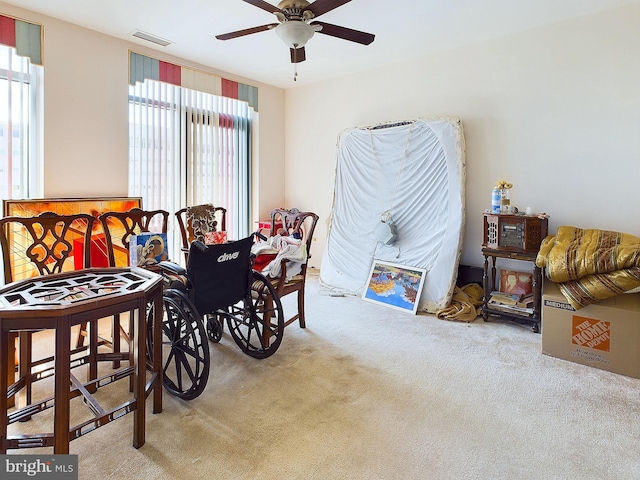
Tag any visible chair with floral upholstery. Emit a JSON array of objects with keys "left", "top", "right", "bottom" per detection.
[{"left": 175, "top": 204, "right": 227, "bottom": 262}]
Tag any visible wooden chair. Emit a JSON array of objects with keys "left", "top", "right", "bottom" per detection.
[
  {"left": 98, "top": 208, "right": 169, "bottom": 368},
  {"left": 0, "top": 211, "right": 95, "bottom": 408},
  {"left": 175, "top": 204, "right": 227, "bottom": 262},
  {"left": 98, "top": 208, "right": 169, "bottom": 267},
  {"left": 267, "top": 208, "right": 319, "bottom": 329}
]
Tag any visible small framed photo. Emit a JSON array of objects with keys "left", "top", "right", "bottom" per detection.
[{"left": 362, "top": 260, "right": 427, "bottom": 314}]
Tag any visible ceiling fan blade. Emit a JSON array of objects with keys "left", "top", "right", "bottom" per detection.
[
  {"left": 242, "top": 0, "right": 283, "bottom": 15},
  {"left": 290, "top": 47, "right": 306, "bottom": 63},
  {"left": 303, "top": 0, "right": 352, "bottom": 18},
  {"left": 216, "top": 24, "right": 278, "bottom": 41},
  {"left": 313, "top": 21, "right": 375, "bottom": 45}
]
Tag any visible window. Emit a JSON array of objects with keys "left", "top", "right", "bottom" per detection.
[
  {"left": 0, "top": 44, "right": 43, "bottom": 200},
  {"left": 128, "top": 79, "right": 253, "bottom": 262}
]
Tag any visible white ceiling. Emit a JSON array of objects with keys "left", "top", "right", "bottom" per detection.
[{"left": 3, "top": 0, "right": 638, "bottom": 89}]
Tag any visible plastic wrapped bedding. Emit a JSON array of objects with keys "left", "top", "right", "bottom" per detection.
[{"left": 319, "top": 117, "right": 466, "bottom": 313}]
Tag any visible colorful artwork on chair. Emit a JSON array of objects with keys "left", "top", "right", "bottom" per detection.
[
  {"left": 129, "top": 233, "right": 169, "bottom": 267},
  {"left": 2, "top": 197, "right": 142, "bottom": 276}
]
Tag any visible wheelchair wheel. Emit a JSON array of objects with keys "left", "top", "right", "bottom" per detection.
[
  {"left": 205, "top": 314, "right": 224, "bottom": 343},
  {"left": 223, "top": 271, "right": 284, "bottom": 359},
  {"left": 154, "top": 289, "right": 210, "bottom": 400}
]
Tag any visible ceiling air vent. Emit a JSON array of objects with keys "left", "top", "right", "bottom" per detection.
[{"left": 131, "top": 30, "right": 173, "bottom": 47}]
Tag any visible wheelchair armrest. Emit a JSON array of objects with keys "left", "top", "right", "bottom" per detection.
[{"left": 157, "top": 260, "right": 186, "bottom": 276}]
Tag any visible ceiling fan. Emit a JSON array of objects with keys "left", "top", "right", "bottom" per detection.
[{"left": 216, "top": 0, "right": 375, "bottom": 80}]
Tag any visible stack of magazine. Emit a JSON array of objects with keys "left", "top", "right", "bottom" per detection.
[{"left": 487, "top": 291, "right": 534, "bottom": 316}]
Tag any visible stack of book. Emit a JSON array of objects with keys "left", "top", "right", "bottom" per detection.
[{"left": 487, "top": 291, "right": 534, "bottom": 316}]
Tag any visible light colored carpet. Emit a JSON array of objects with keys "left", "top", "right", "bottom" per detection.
[{"left": 8, "top": 271, "right": 640, "bottom": 479}]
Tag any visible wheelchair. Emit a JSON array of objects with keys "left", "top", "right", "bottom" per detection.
[{"left": 151, "top": 234, "right": 284, "bottom": 400}]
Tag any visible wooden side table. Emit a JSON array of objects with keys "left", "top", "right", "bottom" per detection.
[
  {"left": 481, "top": 212, "right": 548, "bottom": 333},
  {"left": 481, "top": 248, "right": 543, "bottom": 333},
  {"left": 0, "top": 267, "right": 163, "bottom": 454}
]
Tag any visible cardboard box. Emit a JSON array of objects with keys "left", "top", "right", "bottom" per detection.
[
  {"left": 204, "top": 230, "right": 227, "bottom": 245},
  {"left": 541, "top": 280, "right": 640, "bottom": 378}
]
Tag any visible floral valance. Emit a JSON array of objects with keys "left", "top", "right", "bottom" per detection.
[
  {"left": 0, "top": 13, "right": 43, "bottom": 65},
  {"left": 129, "top": 51, "right": 258, "bottom": 112}
]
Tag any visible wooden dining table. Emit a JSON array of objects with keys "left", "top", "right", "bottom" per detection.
[{"left": 0, "top": 267, "right": 163, "bottom": 454}]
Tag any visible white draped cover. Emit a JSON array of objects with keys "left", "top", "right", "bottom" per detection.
[{"left": 319, "top": 117, "right": 466, "bottom": 312}]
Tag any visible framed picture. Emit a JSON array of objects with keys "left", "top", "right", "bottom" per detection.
[
  {"left": 499, "top": 268, "right": 533, "bottom": 296},
  {"left": 2, "top": 197, "right": 143, "bottom": 274},
  {"left": 3, "top": 197, "right": 142, "bottom": 217},
  {"left": 362, "top": 260, "right": 427, "bottom": 314}
]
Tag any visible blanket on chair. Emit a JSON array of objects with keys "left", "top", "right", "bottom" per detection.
[
  {"left": 536, "top": 226, "right": 640, "bottom": 309},
  {"left": 251, "top": 234, "right": 308, "bottom": 282}
]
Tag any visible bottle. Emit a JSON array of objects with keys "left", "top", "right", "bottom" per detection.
[
  {"left": 500, "top": 189, "right": 511, "bottom": 214},
  {"left": 491, "top": 188, "right": 501, "bottom": 214}
]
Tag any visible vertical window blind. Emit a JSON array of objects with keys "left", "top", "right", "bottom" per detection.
[
  {"left": 128, "top": 79, "right": 253, "bottom": 262},
  {"left": 0, "top": 40, "right": 42, "bottom": 200}
]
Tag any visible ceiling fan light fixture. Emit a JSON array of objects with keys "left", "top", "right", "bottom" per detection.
[{"left": 275, "top": 21, "right": 314, "bottom": 48}]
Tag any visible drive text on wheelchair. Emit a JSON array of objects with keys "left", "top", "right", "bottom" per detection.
[{"left": 218, "top": 251, "right": 240, "bottom": 262}]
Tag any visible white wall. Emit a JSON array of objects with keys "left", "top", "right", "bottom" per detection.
[
  {"left": 2, "top": 2, "right": 637, "bottom": 272},
  {"left": 0, "top": 2, "right": 286, "bottom": 223},
  {"left": 284, "top": 4, "right": 640, "bottom": 269}
]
